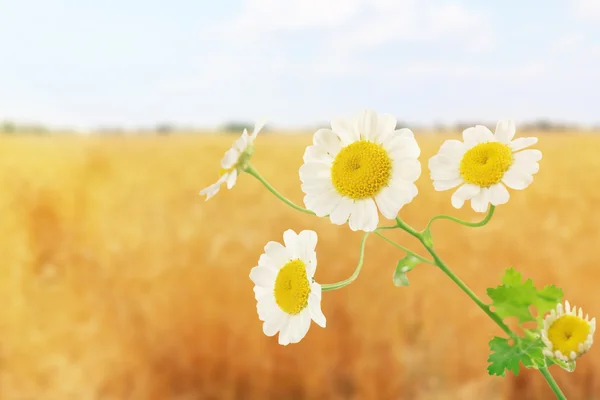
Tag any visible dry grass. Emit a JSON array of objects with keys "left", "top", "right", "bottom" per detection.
[{"left": 0, "top": 131, "right": 599, "bottom": 400}]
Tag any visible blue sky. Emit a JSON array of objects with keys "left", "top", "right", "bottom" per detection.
[{"left": 0, "top": 0, "right": 599, "bottom": 129}]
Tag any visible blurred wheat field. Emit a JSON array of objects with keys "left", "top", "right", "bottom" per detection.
[{"left": 0, "top": 132, "right": 599, "bottom": 400}]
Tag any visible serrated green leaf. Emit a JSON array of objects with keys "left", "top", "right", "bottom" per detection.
[
  {"left": 487, "top": 267, "right": 564, "bottom": 325},
  {"left": 532, "top": 285, "right": 563, "bottom": 316},
  {"left": 487, "top": 280, "right": 538, "bottom": 323},
  {"left": 487, "top": 335, "right": 547, "bottom": 377},
  {"left": 502, "top": 267, "right": 523, "bottom": 286},
  {"left": 393, "top": 255, "right": 420, "bottom": 287}
]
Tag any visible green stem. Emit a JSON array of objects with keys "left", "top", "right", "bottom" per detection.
[
  {"left": 245, "top": 164, "right": 315, "bottom": 215},
  {"left": 540, "top": 367, "right": 567, "bottom": 400},
  {"left": 374, "top": 231, "right": 434, "bottom": 265},
  {"left": 423, "top": 244, "right": 514, "bottom": 337},
  {"left": 321, "top": 232, "right": 370, "bottom": 291},
  {"left": 425, "top": 205, "right": 495, "bottom": 231},
  {"left": 395, "top": 217, "right": 422, "bottom": 238}
]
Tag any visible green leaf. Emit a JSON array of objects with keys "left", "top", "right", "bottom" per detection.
[
  {"left": 501, "top": 267, "right": 523, "bottom": 286},
  {"left": 487, "top": 335, "right": 547, "bottom": 377},
  {"left": 393, "top": 255, "right": 420, "bottom": 287},
  {"left": 532, "top": 285, "right": 564, "bottom": 316},
  {"left": 487, "top": 267, "right": 563, "bottom": 324}
]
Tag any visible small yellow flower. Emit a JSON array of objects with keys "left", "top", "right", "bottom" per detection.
[
  {"left": 200, "top": 120, "right": 266, "bottom": 200},
  {"left": 541, "top": 301, "right": 595, "bottom": 363},
  {"left": 249, "top": 229, "right": 326, "bottom": 345},
  {"left": 429, "top": 119, "right": 541, "bottom": 212},
  {"left": 300, "top": 110, "right": 421, "bottom": 232}
]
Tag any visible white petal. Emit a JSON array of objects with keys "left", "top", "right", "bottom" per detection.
[
  {"left": 290, "top": 310, "right": 312, "bottom": 343},
  {"left": 225, "top": 169, "right": 238, "bottom": 189},
  {"left": 233, "top": 131, "right": 249, "bottom": 152},
  {"left": 430, "top": 167, "right": 461, "bottom": 181},
  {"left": 509, "top": 137, "right": 538, "bottom": 152},
  {"left": 384, "top": 130, "right": 420, "bottom": 159},
  {"left": 257, "top": 298, "right": 279, "bottom": 321},
  {"left": 249, "top": 266, "right": 276, "bottom": 287},
  {"left": 329, "top": 197, "right": 354, "bottom": 225},
  {"left": 471, "top": 187, "right": 490, "bottom": 212},
  {"left": 258, "top": 253, "right": 279, "bottom": 272},
  {"left": 488, "top": 183, "right": 510, "bottom": 206},
  {"left": 303, "top": 145, "right": 334, "bottom": 164},
  {"left": 314, "top": 128, "right": 342, "bottom": 157},
  {"left": 253, "top": 286, "right": 271, "bottom": 301},
  {"left": 349, "top": 199, "right": 378, "bottom": 232},
  {"left": 309, "top": 284, "right": 326, "bottom": 328},
  {"left": 513, "top": 149, "right": 542, "bottom": 163},
  {"left": 374, "top": 113, "right": 397, "bottom": 144},
  {"left": 502, "top": 167, "right": 534, "bottom": 190},
  {"left": 301, "top": 178, "right": 334, "bottom": 195},
  {"left": 264, "top": 241, "right": 292, "bottom": 267},
  {"left": 462, "top": 125, "right": 495, "bottom": 148},
  {"left": 355, "top": 109, "right": 378, "bottom": 141},
  {"left": 199, "top": 180, "right": 223, "bottom": 201},
  {"left": 278, "top": 320, "right": 292, "bottom": 346},
  {"left": 331, "top": 116, "right": 359, "bottom": 145},
  {"left": 510, "top": 150, "right": 542, "bottom": 175},
  {"left": 375, "top": 186, "right": 402, "bottom": 219},
  {"left": 429, "top": 155, "right": 460, "bottom": 180},
  {"left": 433, "top": 178, "right": 463, "bottom": 191},
  {"left": 221, "top": 148, "right": 240, "bottom": 169},
  {"left": 391, "top": 181, "right": 418, "bottom": 205},
  {"left": 251, "top": 119, "right": 267, "bottom": 140},
  {"left": 299, "top": 162, "right": 331, "bottom": 182},
  {"left": 283, "top": 229, "right": 300, "bottom": 258},
  {"left": 304, "top": 189, "right": 343, "bottom": 217},
  {"left": 451, "top": 184, "right": 481, "bottom": 209},
  {"left": 437, "top": 139, "right": 467, "bottom": 160},
  {"left": 262, "top": 309, "right": 287, "bottom": 337},
  {"left": 298, "top": 230, "right": 318, "bottom": 252},
  {"left": 495, "top": 119, "right": 516, "bottom": 144},
  {"left": 393, "top": 157, "right": 421, "bottom": 183},
  {"left": 297, "top": 230, "right": 318, "bottom": 276}
]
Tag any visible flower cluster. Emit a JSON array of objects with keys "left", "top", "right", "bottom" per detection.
[{"left": 201, "top": 109, "right": 593, "bottom": 397}]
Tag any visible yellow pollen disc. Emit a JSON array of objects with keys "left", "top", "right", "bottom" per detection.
[
  {"left": 331, "top": 140, "right": 392, "bottom": 200},
  {"left": 274, "top": 259, "right": 311, "bottom": 315},
  {"left": 547, "top": 315, "right": 591, "bottom": 356},
  {"left": 459, "top": 142, "right": 513, "bottom": 187}
]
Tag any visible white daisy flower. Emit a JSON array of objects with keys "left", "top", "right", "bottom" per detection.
[
  {"left": 299, "top": 110, "right": 421, "bottom": 232},
  {"left": 249, "top": 229, "right": 326, "bottom": 345},
  {"left": 200, "top": 120, "right": 266, "bottom": 200},
  {"left": 428, "top": 119, "right": 542, "bottom": 212},
  {"left": 541, "top": 301, "right": 595, "bottom": 363}
]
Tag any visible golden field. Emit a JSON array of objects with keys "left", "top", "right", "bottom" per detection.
[{"left": 0, "top": 131, "right": 599, "bottom": 400}]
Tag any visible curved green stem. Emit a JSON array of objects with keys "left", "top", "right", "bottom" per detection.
[
  {"left": 540, "top": 367, "right": 567, "bottom": 400},
  {"left": 321, "top": 232, "right": 370, "bottom": 291},
  {"left": 425, "top": 205, "right": 495, "bottom": 231},
  {"left": 245, "top": 164, "right": 315, "bottom": 215},
  {"left": 395, "top": 217, "right": 422, "bottom": 239},
  {"left": 374, "top": 231, "right": 434, "bottom": 265},
  {"left": 422, "top": 244, "right": 513, "bottom": 337}
]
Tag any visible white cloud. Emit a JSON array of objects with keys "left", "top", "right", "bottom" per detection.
[
  {"left": 217, "top": 0, "right": 494, "bottom": 51},
  {"left": 574, "top": 0, "right": 600, "bottom": 21}
]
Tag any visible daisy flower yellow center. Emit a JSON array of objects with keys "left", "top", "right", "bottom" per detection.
[
  {"left": 459, "top": 142, "right": 513, "bottom": 187},
  {"left": 331, "top": 140, "right": 392, "bottom": 199},
  {"left": 547, "top": 315, "right": 591, "bottom": 356},
  {"left": 274, "top": 259, "right": 311, "bottom": 315}
]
